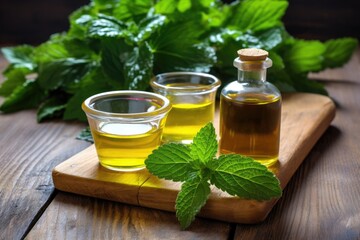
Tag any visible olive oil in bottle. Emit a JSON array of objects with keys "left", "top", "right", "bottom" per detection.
[{"left": 219, "top": 49, "right": 281, "bottom": 167}]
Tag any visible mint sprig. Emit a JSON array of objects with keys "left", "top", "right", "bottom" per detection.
[{"left": 145, "top": 123, "right": 282, "bottom": 229}]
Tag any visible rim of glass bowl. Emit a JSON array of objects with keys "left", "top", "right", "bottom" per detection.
[
  {"left": 82, "top": 90, "right": 171, "bottom": 119},
  {"left": 150, "top": 72, "right": 221, "bottom": 93}
]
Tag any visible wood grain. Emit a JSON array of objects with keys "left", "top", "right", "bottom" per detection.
[
  {"left": 0, "top": 111, "right": 90, "bottom": 240},
  {"left": 51, "top": 93, "right": 336, "bottom": 224},
  {"left": 26, "top": 191, "right": 231, "bottom": 240},
  {"left": 0, "top": 56, "right": 91, "bottom": 240}
]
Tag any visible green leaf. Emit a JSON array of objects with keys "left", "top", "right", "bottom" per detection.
[
  {"left": 209, "top": 154, "right": 282, "bottom": 200},
  {"left": 37, "top": 96, "right": 68, "bottom": 122},
  {"left": 123, "top": 42, "right": 154, "bottom": 90},
  {"left": 268, "top": 69, "right": 296, "bottom": 92},
  {"left": 92, "top": 0, "right": 119, "bottom": 10},
  {"left": 0, "top": 67, "right": 29, "bottom": 97},
  {"left": 256, "top": 27, "right": 284, "bottom": 50},
  {"left": 229, "top": 0, "right": 288, "bottom": 32},
  {"left": 101, "top": 39, "right": 154, "bottom": 90},
  {"left": 175, "top": 175, "right": 211, "bottom": 229},
  {"left": 268, "top": 51, "right": 285, "bottom": 71},
  {"left": 87, "top": 14, "right": 130, "bottom": 39},
  {"left": 76, "top": 127, "right": 94, "bottom": 143},
  {"left": 155, "top": 0, "right": 177, "bottom": 14},
  {"left": 177, "top": 0, "right": 191, "bottom": 12},
  {"left": 37, "top": 58, "right": 92, "bottom": 92},
  {"left": 291, "top": 74, "right": 328, "bottom": 95},
  {"left": 201, "top": 2, "right": 230, "bottom": 28},
  {"left": 0, "top": 80, "right": 47, "bottom": 113},
  {"left": 145, "top": 143, "right": 197, "bottom": 182},
  {"left": 150, "top": 21, "right": 216, "bottom": 73},
  {"left": 190, "top": 122, "right": 218, "bottom": 163},
  {"left": 323, "top": 38, "right": 358, "bottom": 68},
  {"left": 1, "top": 45, "right": 35, "bottom": 71},
  {"left": 135, "top": 15, "right": 166, "bottom": 43},
  {"left": 100, "top": 38, "right": 132, "bottom": 89},
  {"left": 113, "top": 0, "right": 153, "bottom": 21},
  {"left": 68, "top": 6, "right": 97, "bottom": 38},
  {"left": 63, "top": 68, "right": 112, "bottom": 121},
  {"left": 283, "top": 40, "right": 326, "bottom": 74},
  {"left": 33, "top": 34, "right": 69, "bottom": 63}
]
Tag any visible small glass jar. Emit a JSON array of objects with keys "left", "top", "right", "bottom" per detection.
[
  {"left": 82, "top": 91, "right": 171, "bottom": 172},
  {"left": 150, "top": 72, "right": 221, "bottom": 144},
  {"left": 219, "top": 49, "right": 281, "bottom": 167}
]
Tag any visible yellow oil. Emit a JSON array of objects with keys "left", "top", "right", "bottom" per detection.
[
  {"left": 162, "top": 101, "right": 214, "bottom": 144},
  {"left": 219, "top": 93, "right": 281, "bottom": 167},
  {"left": 92, "top": 122, "right": 162, "bottom": 171}
]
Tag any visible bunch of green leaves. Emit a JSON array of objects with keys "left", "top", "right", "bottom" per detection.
[
  {"left": 0, "top": 0, "right": 358, "bottom": 122},
  {"left": 145, "top": 123, "right": 282, "bottom": 229}
]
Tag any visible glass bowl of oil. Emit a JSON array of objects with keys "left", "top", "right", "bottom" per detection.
[
  {"left": 82, "top": 91, "right": 171, "bottom": 172},
  {"left": 150, "top": 72, "right": 221, "bottom": 144}
]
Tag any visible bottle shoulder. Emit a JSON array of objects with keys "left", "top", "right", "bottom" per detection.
[{"left": 221, "top": 81, "right": 281, "bottom": 100}]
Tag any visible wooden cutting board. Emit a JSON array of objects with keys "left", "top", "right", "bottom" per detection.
[{"left": 52, "top": 93, "right": 336, "bottom": 224}]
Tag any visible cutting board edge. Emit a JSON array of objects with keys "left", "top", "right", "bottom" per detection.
[{"left": 52, "top": 168, "right": 142, "bottom": 205}]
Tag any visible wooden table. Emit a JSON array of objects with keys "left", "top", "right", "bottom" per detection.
[{"left": 1, "top": 50, "right": 359, "bottom": 240}]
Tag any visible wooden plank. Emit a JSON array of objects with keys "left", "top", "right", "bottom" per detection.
[
  {"left": 26, "top": 191, "right": 231, "bottom": 239},
  {"left": 0, "top": 111, "right": 90, "bottom": 240},
  {"left": 52, "top": 92, "right": 336, "bottom": 224},
  {"left": 0, "top": 55, "right": 90, "bottom": 240}
]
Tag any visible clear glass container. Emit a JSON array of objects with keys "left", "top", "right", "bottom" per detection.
[
  {"left": 219, "top": 49, "right": 281, "bottom": 167},
  {"left": 150, "top": 72, "right": 221, "bottom": 144},
  {"left": 82, "top": 90, "right": 171, "bottom": 172}
]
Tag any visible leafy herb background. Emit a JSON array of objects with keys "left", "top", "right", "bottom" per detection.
[{"left": 0, "top": 0, "right": 358, "bottom": 122}]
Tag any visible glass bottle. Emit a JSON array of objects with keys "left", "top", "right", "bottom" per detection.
[{"left": 219, "top": 48, "right": 281, "bottom": 167}]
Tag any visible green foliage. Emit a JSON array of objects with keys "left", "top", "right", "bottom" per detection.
[
  {"left": 0, "top": 0, "right": 358, "bottom": 121},
  {"left": 145, "top": 123, "right": 282, "bottom": 229}
]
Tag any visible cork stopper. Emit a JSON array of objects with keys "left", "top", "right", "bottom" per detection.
[
  {"left": 234, "top": 48, "right": 272, "bottom": 71},
  {"left": 237, "top": 48, "right": 268, "bottom": 61}
]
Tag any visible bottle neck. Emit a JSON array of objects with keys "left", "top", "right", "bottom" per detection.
[{"left": 237, "top": 68, "right": 267, "bottom": 83}]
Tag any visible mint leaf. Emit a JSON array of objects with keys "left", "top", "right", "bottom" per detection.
[
  {"left": 155, "top": 0, "right": 177, "bottom": 14},
  {"left": 100, "top": 38, "right": 153, "bottom": 91},
  {"left": 124, "top": 42, "right": 154, "bottom": 90},
  {"left": 33, "top": 34, "right": 69, "bottom": 63},
  {"left": 87, "top": 14, "right": 130, "bottom": 39},
  {"left": 145, "top": 143, "right": 197, "bottom": 182},
  {"left": 100, "top": 38, "right": 133, "bottom": 89},
  {"left": 1, "top": 45, "right": 35, "bottom": 71},
  {"left": 175, "top": 175, "right": 211, "bottom": 229},
  {"left": 135, "top": 15, "right": 166, "bottom": 43},
  {"left": 230, "top": 0, "right": 288, "bottom": 32},
  {"left": 0, "top": 80, "right": 47, "bottom": 113},
  {"left": 209, "top": 154, "right": 282, "bottom": 200},
  {"left": 283, "top": 40, "right": 326, "bottom": 74},
  {"left": 113, "top": 0, "right": 153, "bottom": 21},
  {"left": 63, "top": 68, "right": 112, "bottom": 121},
  {"left": 144, "top": 123, "right": 282, "bottom": 229},
  {"left": 37, "top": 58, "right": 92, "bottom": 92},
  {"left": 0, "top": 68, "right": 28, "bottom": 97},
  {"left": 37, "top": 96, "right": 67, "bottom": 122},
  {"left": 323, "top": 38, "right": 358, "bottom": 68},
  {"left": 190, "top": 122, "right": 217, "bottom": 163},
  {"left": 76, "top": 127, "right": 94, "bottom": 143},
  {"left": 150, "top": 20, "right": 216, "bottom": 73},
  {"left": 291, "top": 74, "right": 328, "bottom": 95}
]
